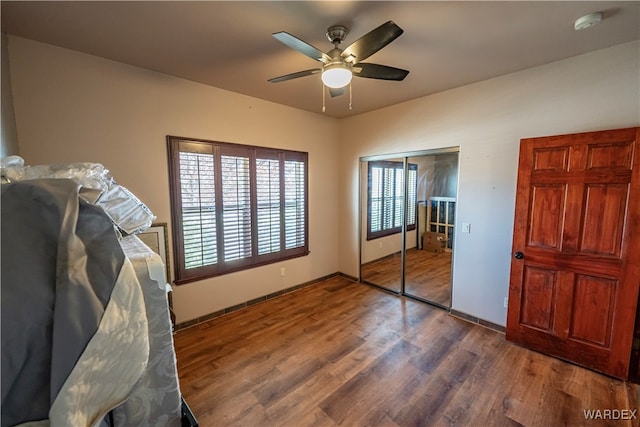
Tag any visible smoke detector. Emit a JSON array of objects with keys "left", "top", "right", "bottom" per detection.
[{"left": 574, "top": 12, "right": 603, "bottom": 30}]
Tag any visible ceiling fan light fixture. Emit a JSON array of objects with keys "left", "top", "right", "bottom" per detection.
[{"left": 321, "top": 63, "right": 352, "bottom": 88}]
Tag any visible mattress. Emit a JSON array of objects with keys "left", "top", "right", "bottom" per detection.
[{"left": 113, "top": 235, "right": 182, "bottom": 427}]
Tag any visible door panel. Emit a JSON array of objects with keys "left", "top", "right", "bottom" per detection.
[
  {"left": 533, "top": 146, "right": 569, "bottom": 171},
  {"left": 528, "top": 185, "right": 565, "bottom": 249},
  {"left": 569, "top": 274, "right": 616, "bottom": 347},
  {"left": 519, "top": 266, "right": 556, "bottom": 331},
  {"left": 581, "top": 184, "right": 627, "bottom": 255},
  {"left": 586, "top": 141, "right": 633, "bottom": 169},
  {"left": 507, "top": 127, "right": 640, "bottom": 380}
]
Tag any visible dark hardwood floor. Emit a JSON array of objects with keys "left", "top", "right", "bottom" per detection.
[{"left": 174, "top": 276, "right": 638, "bottom": 426}]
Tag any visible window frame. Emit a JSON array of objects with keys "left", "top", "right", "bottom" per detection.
[
  {"left": 366, "top": 160, "right": 417, "bottom": 241},
  {"left": 167, "top": 136, "right": 309, "bottom": 284}
]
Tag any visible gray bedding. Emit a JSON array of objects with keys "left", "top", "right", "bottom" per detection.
[{"left": 1, "top": 179, "right": 126, "bottom": 425}]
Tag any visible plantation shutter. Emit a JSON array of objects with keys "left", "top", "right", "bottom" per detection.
[
  {"left": 168, "top": 137, "right": 309, "bottom": 284},
  {"left": 284, "top": 156, "right": 306, "bottom": 250},
  {"left": 220, "top": 149, "right": 252, "bottom": 262},
  {"left": 178, "top": 142, "right": 218, "bottom": 270},
  {"left": 256, "top": 152, "right": 281, "bottom": 255}
]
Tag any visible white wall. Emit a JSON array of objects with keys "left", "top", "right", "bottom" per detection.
[
  {"left": 8, "top": 36, "right": 341, "bottom": 324},
  {"left": 339, "top": 41, "right": 640, "bottom": 326}
]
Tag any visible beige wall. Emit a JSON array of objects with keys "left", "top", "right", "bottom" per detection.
[
  {"left": 339, "top": 40, "right": 640, "bottom": 326},
  {"left": 7, "top": 35, "right": 639, "bottom": 327},
  {"left": 7, "top": 36, "right": 341, "bottom": 323}
]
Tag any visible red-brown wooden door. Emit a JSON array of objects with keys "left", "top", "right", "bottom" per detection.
[{"left": 506, "top": 127, "right": 640, "bottom": 380}]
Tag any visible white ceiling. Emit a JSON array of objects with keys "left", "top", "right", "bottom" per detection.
[{"left": 2, "top": 1, "right": 639, "bottom": 118}]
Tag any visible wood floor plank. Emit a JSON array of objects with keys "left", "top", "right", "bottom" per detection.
[
  {"left": 174, "top": 277, "right": 637, "bottom": 426},
  {"left": 263, "top": 371, "right": 341, "bottom": 426},
  {"left": 321, "top": 341, "right": 427, "bottom": 426}
]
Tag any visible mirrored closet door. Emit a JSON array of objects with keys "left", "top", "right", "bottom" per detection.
[
  {"left": 359, "top": 157, "right": 405, "bottom": 294},
  {"left": 359, "top": 149, "right": 459, "bottom": 308}
]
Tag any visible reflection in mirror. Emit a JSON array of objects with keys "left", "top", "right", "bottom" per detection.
[
  {"left": 359, "top": 157, "right": 405, "bottom": 293},
  {"left": 404, "top": 153, "right": 458, "bottom": 307}
]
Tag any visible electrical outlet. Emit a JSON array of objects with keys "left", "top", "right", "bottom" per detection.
[
  {"left": 280, "top": 267, "right": 285, "bottom": 277},
  {"left": 504, "top": 297, "right": 508, "bottom": 308}
]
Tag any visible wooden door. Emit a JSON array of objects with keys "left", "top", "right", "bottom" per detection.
[{"left": 506, "top": 127, "right": 640, "bottom": 380}]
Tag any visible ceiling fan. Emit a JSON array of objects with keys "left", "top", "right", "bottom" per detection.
[{"left": 268, "top": 21, "right": 409, "bottom": 99}]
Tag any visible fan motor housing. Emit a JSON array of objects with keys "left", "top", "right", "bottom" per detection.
[{"left": 326, "top": 25, "right": 348, "bottom": 45}]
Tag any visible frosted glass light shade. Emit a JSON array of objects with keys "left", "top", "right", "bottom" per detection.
[{"left": 321, "top": 64, "right": 352, "bottom": 88}]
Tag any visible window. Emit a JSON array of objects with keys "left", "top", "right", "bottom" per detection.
[
  {"left": 167, "top": 136, "right": 308, "bottom": 284},
  {"left": 367, "top": 160, "right": 417, "bottom": 240}
]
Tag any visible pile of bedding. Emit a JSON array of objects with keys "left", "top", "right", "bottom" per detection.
[
  {"left": 1, "top": 179, "right": 150, "bottom": 426},
  {"left": 1, "top": 157, "right": 181, "bottom": 426}
]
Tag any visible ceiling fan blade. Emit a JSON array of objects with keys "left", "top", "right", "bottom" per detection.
[
  {"left": 268, "top": 68, "right": 320, "bottom": 83},
  {"left": 353, "top": 63, "right": 409, "bottom": 81},
  {"left": 328, "top": 87, "right": 344, "bottom": 97},
  {"left": 272, "top": 32, "right": 331, "bottom": 63},
  {"left": 341, "top": 21, "right": 403, "bottom": 63}
]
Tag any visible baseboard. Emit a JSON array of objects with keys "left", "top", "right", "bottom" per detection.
[
  {"left": 174, "top": 271, "right": 356, "bottom": 331},
  {"left": 337, "top": 271, "right": 359, "bottom": 282},
  {"left": 175, "top": 275, "right": 507, "bottom": 336},
  {"left": 449, "top": 309, "right": 506, "bottom": 333}
]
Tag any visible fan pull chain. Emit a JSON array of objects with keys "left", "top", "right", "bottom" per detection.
[
  {"left": 322, "top": 83, "right": 326, "bottom": 112},
  {"left": 349, "top": 81, "right": 353, "bottom": 110}
]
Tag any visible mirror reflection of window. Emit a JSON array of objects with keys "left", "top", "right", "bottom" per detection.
[{"left": 366, "top": 161, "right": 417, "bottom": 240}]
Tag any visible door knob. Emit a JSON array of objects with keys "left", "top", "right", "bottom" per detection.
[{"left": 514, "top": 251, "right": 524, "bottom": 259}]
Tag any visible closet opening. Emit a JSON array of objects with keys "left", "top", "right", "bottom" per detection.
[{"left": 359, "top": 147, "right": 459, "bottom": 309}]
